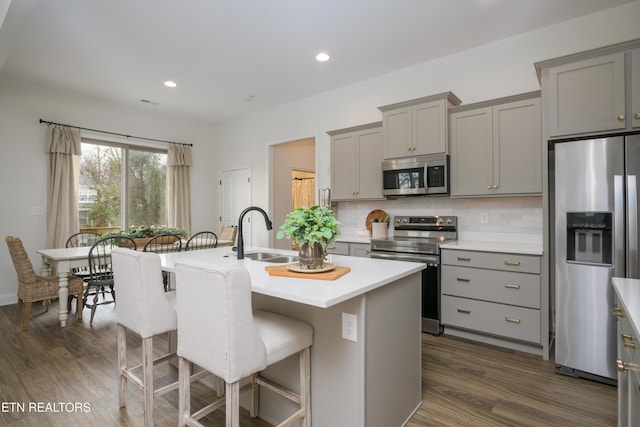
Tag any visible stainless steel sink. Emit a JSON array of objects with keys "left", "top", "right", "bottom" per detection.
[{"left": 243, "top": 252, "right": 298, "bottom": 263}]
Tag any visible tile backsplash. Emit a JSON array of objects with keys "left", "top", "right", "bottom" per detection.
[{"left": 335, "top": 196, "right": 542, "bottom": 243}]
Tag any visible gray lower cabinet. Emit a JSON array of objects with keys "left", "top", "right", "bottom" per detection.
[
  {"left": 449, "top": 91, "right": 541, "bottom": 197},
  {"left": 441, "top": 249, "right": 544, "bottom": 352},
  {"left": 327, "top": 241, "right": 370, "bottom": 257},
  {"left": 329, "top": 122, "right": 384, "bottom": 201},
  {"left": 535, "top": 40, "right": 640, "bottom": 138},
  {"left": 614, "top": 295, "right": 640, "bottom": 426}
]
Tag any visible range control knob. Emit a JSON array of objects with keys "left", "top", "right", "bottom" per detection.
[
  {"left": 438, "top": 218, "right": 445, "bottom": 224},
  {"left": 447, "top": 218, "right": 453, "bottom": 224}
]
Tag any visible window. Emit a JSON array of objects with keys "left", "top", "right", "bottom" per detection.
[{"left": 79, "top": 139, "right": 168, "bottom": 233}]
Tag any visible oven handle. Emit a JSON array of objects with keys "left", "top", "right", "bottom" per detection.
[{"left": 370, "top": 251, "right": 439, "bottom": 264}]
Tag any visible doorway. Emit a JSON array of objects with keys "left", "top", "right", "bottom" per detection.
[{"left": 271, "top": 138, "right": 315, "bottom": 250}]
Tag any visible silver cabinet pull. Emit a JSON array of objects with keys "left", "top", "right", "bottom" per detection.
[
  {"left": 457, "top": 256, "right": 471, "bottom": 262},
  {"left": 617, "top": 114, "right": 625, "bottom": 121},
  {"left": 457, "top": 277, "right": 471, "bottom": 282},
  {"left": 634, "top": 112, "right": 640, "bottom": 119},
  {"left": 505, "top": 316, "right": 521, "bottom": 324},
  {"left": 457, "top": 308, "right": 471, "bottom": 314},
  {"left": 504, "top": 260, "right": 521, "bottom": 266},
  {"left": 504, "top": 283, "right": 521, "bottom": 289}
]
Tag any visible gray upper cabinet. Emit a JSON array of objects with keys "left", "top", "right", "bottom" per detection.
[
  {"left": 329, "top": 122, "right": 384, "bottom": 201},
  {"left": 449, "top": 92, "right": 542, "bottom": 197},
  {"left": 379, "top": 92, "right": 461, "bottom": 159},
  {"left": 535, "top": 40, "right": 640, "bottom": 138}
]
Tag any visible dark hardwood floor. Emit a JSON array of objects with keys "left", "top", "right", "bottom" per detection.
[{"left": 0, "top": 301, "right": 616, "bottom": 426}]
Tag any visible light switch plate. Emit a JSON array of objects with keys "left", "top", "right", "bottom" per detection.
[{"left": 27, "top": 206, "right": 44, "bottom": 216}]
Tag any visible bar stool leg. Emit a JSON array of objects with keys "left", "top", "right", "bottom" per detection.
[{"left": 178, "top": 357, "right": 191, "bottom": 426}]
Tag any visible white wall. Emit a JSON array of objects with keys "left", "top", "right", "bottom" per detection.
[
  {"left": 1, "top": 2, "right": 639, "bottom": 305},
  {"left": 0, "top": 77, "right": 217, "bottom": 304}
]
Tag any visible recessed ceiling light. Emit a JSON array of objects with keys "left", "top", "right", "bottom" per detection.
[
  {"left": 315, "top": 52, "right": 330, "bottom": 62},
  {"left": 163, "top": 80, "right": 177, "bottom": 88},
  {"left": 243, "top": 94, "right": 254, "bottom": 102}
]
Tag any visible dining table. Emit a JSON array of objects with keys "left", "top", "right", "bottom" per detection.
[{"left": 37, "top": 246, "right": 94, "bottom": 327}]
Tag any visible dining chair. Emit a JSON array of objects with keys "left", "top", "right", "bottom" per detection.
[
  {"left": 143, "top": 233, "right": 183, "bottom": 291},
  {"left": 184, "top": 231, "right": 218, "bottom": 251},
  {"left": 65, "top": 231, "right": 101, "bottom": 248},
  {"left": 5, "top": 236, "right": 84, "bottom": 331},
  {"left": 175, "top": 260, "right": 313, "bottom": 427},
  {"left": 218, "top": 225, "right": 238, "bottom": 245},
  {"left": 83, "top": 236, "right": 137, "bottom": 324}
]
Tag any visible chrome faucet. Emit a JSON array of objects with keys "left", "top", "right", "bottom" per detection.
[{"left": 236, "top": 206, "right": 273, "bottom": 259}]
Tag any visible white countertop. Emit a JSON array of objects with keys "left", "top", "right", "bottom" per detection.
[
  {"left": 160, "top": 247, "right": 424, "bottom": 309},
  {"left": 440, "top": 240, "right": 543, "bottom": 255},
  {"left": 613, "top": 277, "right": 640, "bottom": 337}
]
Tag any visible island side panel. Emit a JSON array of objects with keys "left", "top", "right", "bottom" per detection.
[
  {"left": 252, "top": 293, "right": 364, "bottom": 427},
  {"left": 364, "top": 271, "right": 422, "bottom": 427}
]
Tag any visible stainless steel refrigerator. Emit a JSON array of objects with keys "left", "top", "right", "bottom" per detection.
[{"left": 554, "top": 134, "right": 639, "bottom": 384}]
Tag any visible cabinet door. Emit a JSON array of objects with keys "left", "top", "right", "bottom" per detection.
[
  {"left": 414, "top": 100, "right": 447, "bottom": 155},
  {"left": 632, "top": 48, "right": 640, "bottom": 129},
  {"left": 355, "top": 127, "right": 384, "bottom": 199},
  {"left": 382, "top": 106, "right": 412, "bottom": 159},
  {"left": 493, "top": 97, "right": 542, "bottom": 195},
  {"left": 547, "top": 52, "right": 626, "bottom": 137},
  {"left": 450, "top": 107, "right": 493, "bottom": 196},
  {"left": 331, "top": 133, "right": 356, "bottom": 200}
]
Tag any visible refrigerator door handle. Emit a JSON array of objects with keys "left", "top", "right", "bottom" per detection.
[
  {"left": 615, "top": 175, "right": 625, "bottom": 277},
  {"left": 628, "top": 175, "right": 638, "bottom": 278}
]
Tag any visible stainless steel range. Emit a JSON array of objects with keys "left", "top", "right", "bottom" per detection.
[{"left": 370, "top": 215, "right": 457, "bottom": 335}]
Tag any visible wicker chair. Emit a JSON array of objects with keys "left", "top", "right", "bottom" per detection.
[
  {"left": 218, "top": 225, "right": 238, "bottom": 246},
  {"left": 5, "top": 236, "right": 84, "bottom": 331},
  {"left": 184, "top": 231, "right": 218, "bottom": 251}
]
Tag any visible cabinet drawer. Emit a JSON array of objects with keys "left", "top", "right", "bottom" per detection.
[
  {"left": 326, "top": 242, "right": 349, "bottom": 255},
  {"left": 442, "top": 249, "right": 540, "bottom": 274},
  {"left": 442, "top": 295, "right": 541, "bottom": 344},
  {"left": 618, "top": 312, "right": 640, "bottom": 384},
  {"left": 442, "top": 266, "right": 540, "bottom": 309}
]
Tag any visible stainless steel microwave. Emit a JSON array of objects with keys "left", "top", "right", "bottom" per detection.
[{"left": 382, "top": 154, "right": 449, "bottom": 196}]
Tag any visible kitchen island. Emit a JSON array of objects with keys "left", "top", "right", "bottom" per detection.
[{"left": 161, "top": 246, "right": 425, "bottom": 427}]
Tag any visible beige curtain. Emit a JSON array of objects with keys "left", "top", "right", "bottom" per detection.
[
  {"left": 167, "top": 144, "right": 192, "bottom": 232},
  {"left": 45, "top": 126, "right": 81, "bottom": 248}
]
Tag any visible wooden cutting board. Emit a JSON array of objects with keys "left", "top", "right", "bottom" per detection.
[{"left": 265, "top": 265, "right": 351, "bottom": 280}]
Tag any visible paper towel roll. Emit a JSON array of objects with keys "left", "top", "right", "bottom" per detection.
[{"left": 371, "top": 222, "right": 388, "bottom": 238}]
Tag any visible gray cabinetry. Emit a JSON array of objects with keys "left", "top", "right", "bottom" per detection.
[
  {"left": 329, "top": 122, "right": 384, "bottom": 201},
  {"left": 613, "top": 286, "right": 640, "bottom": 427},
  {"left": 379, "top": 92, "right": 461, "bottom": 159},
  {"left": 449, "top": 92, "right": 541, "bottom": 197},
  {"left": 535, "top": 40, "right": 640, "bottom": 138},
  {"left": 326, "top": 241, "right": 370, "bottom": 257},
  {"left": 441, "top": 248, "right": 545, "bottom": 355}
]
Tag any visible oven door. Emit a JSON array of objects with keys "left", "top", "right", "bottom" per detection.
[{"left": 370, "top": 251, "right": 442, "bottom": 335}]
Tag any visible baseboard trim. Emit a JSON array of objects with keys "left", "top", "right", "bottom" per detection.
[{"left": 0, "top": 294, "right": 18, "bottom": 306}]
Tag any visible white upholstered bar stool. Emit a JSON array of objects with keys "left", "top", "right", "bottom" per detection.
[
  {"left": 112, "top": 249, "right": 208, "bottom": 427},
  {"left": 175, "top": 260, "right": 313, "bottom": 427}
]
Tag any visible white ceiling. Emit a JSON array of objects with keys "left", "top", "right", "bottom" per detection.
[{"left": 0, "top": 0, "right": 635, "bottom": 124}]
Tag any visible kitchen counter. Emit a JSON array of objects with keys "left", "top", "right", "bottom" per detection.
[
  {"left": 613, "top": 277, "right": 640, "bottom": 337},
  {"left": 440, "top": 239, "right": 543, "bottom": 255},
  {"left": 161, "top": 246, "right": 423, "bottom": 427},
  {"left": 161, "top": 246, "right": 423, "bottom": 308}
]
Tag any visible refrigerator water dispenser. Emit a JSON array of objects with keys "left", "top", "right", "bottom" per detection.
[{"left": 566, "top": 212, "right": 612, "bottom": 265}]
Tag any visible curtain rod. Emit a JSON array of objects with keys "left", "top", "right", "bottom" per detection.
[{"left": 38, "top": 119, "right": 193, "bottom": 147}]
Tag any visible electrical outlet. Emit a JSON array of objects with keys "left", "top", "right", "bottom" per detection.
[
  {"left": 27, "top": 206, "right": 44, "bottom": 216},
  {"left": 342, "top": 312, "right": 357, "bottom": 342},
  {"left": 480, "top": 212, "right": 489, "bottom": 224}
]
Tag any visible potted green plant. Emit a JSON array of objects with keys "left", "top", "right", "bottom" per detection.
[
  {"left": 102, "top": 225, "right": 189, "bottom": 247},
  {"left": 276, "top": 205, "right": 340, "bottom": 269}
]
